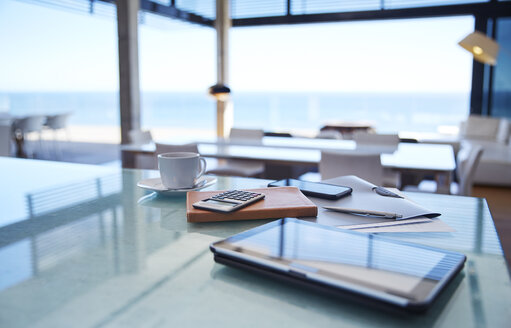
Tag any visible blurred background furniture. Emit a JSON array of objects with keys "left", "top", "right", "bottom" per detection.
[
  {"left": 0, "top": 122, "right": 12, "bottom": 157},
  {"left": 319, "top": 120, "right": 373, "bottom": 139},
  {"left": 457, "top": 115, "right": 511, "bottom": 186},
  {"left": 456, "top": 145, "right": 484, "bottom": 196},
  {"left": 459, "top": 115, "right": 509, "bottom": 143},
  {"left": 206, "top": 128, "right": 265, "bottom": 177},
  {"left": 229, "top": 128, "right": 264, "bottom": 141},
  {"left": 45, "top": 113, "right": 71, "bottom": 139},
  {"left": 405, "top": 144, "right": 483, "bottom": 196},
  {"left": 155, "top": 142, "right": 220, "bottom": 173},
  {"left": 301, "top": 150, "right": 400, "bottom": 187},
  {"left": 12, "top": 115, "right": 46, "bottom": 158},
  {"left": 155, "top": 142, "right": 200, "bottom": 154},
  {"left": 264, "top": 131, "right": 293, "bottom": 138},
  {"left": 352, "top": 132, "right": 415, "bottom": 186},
  {"left": 44, "top": 112, "right": 71, "bottom": 159},
  {"left": 353, "top": 131, "right": 400, "bottom": 147},
  {"left": 0, "top": 113, "right": 11, "bottom": 124},
  {"left": 315, "top": 129, "right": 343, "bottom": 140},
  {"left": 320, "top": 151, "right": 385, "bottom": 185},
  {"left": 471, "top": 141, "right": 511, "bottom": 187},
  {"left": 127, "top": 129, "right": 155, "bottom": 169},
  {"left": 122, "top": 139, "right": 454, "bottom": 190},
  {"left": 129, "top": 129, "right": 153, "bottom": 145}
]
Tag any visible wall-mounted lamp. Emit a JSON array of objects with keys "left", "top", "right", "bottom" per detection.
[
  {"left": 208, "top": 84, "right": 231, "bottom": 101},
  {"left": 458, "top": 31, "right": 499, "bottom": 66}
]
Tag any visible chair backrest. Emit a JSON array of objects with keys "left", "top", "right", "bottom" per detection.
[
  {"left": 14, "top": 115, "right": 46, "bottom": 133},
  {"left": 46, "top": 113, "right": 71, "bottom": 130},
  {"left": 155, "top": 142, "right": 199, "bottom": 155},
  {"left": 353, "top": 131, "right": 400, "bottom": 146},
  {"left": 460, "top": 115, "right": 501, "bottom": 141},
  {"left": 320, "top": 150, "right": 384, "bottom": 185},
  {"left": 497, "top": 119, "right": 510, "bottom": 144},
  {"left": 229, "top": 128, "right": 264, "bottom": 140},
  {"left": 129, "top": 129, "right": 153, "bottom": 145},
  {"left": 150, "top": 143, "right": 200, "bottom": 170},
  {"left": 456, "top": 144, "right": 484, "bottom": 196},
  {"left": 315, "top": 130, "right": 343, "bottom": 140}
]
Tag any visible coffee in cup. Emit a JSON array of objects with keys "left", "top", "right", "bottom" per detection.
[{"left": 158, "top": 152, "right": 207, "bottom": 189}]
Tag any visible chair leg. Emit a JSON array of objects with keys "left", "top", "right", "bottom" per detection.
[
  {"left": 64, "top": 128, "right": 71, "bottom": 142},
  {"left": 434, "top": 172, "right": 453, "bottom": 194},
  {"left": 13, "top": 130, "right": 27, "bottom": 158},
  {"left": 37, "top": 131, "right": 44, "bottom": 159},
  {"left": 54, "top": 130, "right": 62, "bottom": 160},
  {"left": 25, "top": 134, "right": 34, "bottom": 158}
]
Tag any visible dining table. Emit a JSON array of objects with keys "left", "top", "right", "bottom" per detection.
[{"left": 121, "top": 137, "right": 455, "bottom": 193}]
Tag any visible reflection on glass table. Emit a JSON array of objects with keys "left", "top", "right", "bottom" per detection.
[{"left": 0, "top": 157, "right": 509, "bottom": 328}]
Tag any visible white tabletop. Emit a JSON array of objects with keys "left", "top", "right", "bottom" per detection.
[
  {"left": 122, "top": 140, "right": 455, "bottom": 173},
  {"left": 152, "top": 135, "right": 357, "bottom": 151},
  {"left": 198, "top": 143, "right": 455, "bottom": 173},
  {"left": 381, "top": 143, "right": 455, "bottom": 171}
]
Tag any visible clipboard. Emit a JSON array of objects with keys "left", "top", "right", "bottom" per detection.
[{"left": 309, "top": 175, "right": 441, "bottom": 228}]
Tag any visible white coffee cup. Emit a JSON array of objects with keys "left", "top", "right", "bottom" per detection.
[{"left": 158, "top": 152, "right": 207, "bottom": 189}]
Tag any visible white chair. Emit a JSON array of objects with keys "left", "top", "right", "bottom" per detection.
[
  {"left": 206, "top": 128, "right": 265, "bottom": 177},
  {"left": 407, "top": 144, "right": 484, "bottom": 196},
  {"left": 45, "top": 113, "right": 70, "bottom": 137},
  {"left": 319, "top": 150, "right": 400, "bottom": 187},
  {"left": 315, "top": 130, "right": 343, "bottom": 140},
  {"left": 127, "top": 130, "right": 155, "bottom": 169},
  {"left": 155, "top": 142, "right": 220, "bottom": 173},
  {"left": 456, "top": 145, "right": 484, "bottom": 196},
  {"left": 129, "top": 129, "right": 153, "bottom": 145},
  {"left": 13, "top": 115, "right": 46, "bottom": 158},
  {"left": 459, "top": 115, "right": 510, "bottom": 145},
  {"left": 138, "top": 142, "right": 200, "bottom": 170},
  {"left": 497, "top": 119, "right": 510, "bottom": 144},
  {"left": 229, "top": 128, "right": 264, "bottom": 140},
  {"left": 44, "top": 113, "right": 71, "bottom": 159},
  {"left": 353, "top": 131, "right": 400, "bottom": 146},
  {"left": 156, "top": 142, "right": 200, "bottom": 154}
]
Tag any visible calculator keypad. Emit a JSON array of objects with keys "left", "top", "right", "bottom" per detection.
[
  {"left": 194, "top": 190, "right": 265, "bottom": 213},
  {"left": 212, "top": 190, "right": 262, "bottom": 202}
]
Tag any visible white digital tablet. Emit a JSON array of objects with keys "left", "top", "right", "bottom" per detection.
[{"left": 210, "top": 218, "right": 466, "bottom": 312}]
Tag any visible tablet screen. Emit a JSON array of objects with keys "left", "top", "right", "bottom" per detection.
[{"left": 213, "top": 218, "right": 465, "bottom": 304}]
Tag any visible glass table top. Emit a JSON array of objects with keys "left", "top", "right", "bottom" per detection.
[{"left": 0, "top": 157, "right": 509, "bottom": 327}]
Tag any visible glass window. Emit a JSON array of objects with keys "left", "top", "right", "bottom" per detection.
[
  {"left": 0, "top": 1, "right": 217, "bottom": 143},
  {"left": 0, "top": 0, "right": 119, "bottom": 142},
  {"left": 491, "top": 17, "right": 511, "bottom": 119},
  {"left": 139, "top": 14, "right": 216, "bottom": 140},
  {"left": 230, "top": 16, "right": 474, "bottom": 136}
]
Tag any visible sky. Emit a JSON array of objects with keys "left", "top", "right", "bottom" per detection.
[{"left": 0, "top": 0, "right": 475, "bottom": 93}]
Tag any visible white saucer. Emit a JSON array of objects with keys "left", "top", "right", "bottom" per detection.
[{"left": 137, "top": 176, "right": 217, "bottom": 195}]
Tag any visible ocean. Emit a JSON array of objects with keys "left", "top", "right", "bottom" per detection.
[{"left": 0, "top": 91, "right": 469, "bottom": 134}]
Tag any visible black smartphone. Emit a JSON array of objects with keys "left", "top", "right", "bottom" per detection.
[{"left": 267, "top": 179, "right": 352, "bottom": 200}]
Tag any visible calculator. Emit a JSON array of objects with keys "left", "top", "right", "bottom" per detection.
[{"left": 192, "top": 190, "right": 265, "bottom": 213}]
